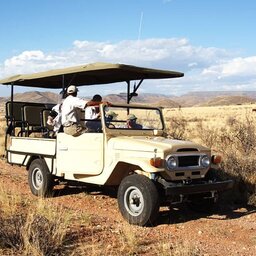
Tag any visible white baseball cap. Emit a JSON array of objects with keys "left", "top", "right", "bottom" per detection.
[{"left": 67, "top": 85, "right": 78, "bottom": 94}]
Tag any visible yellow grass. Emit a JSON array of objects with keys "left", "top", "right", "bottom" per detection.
[
  {"left": 164, "top": 104, "right": 256, "bottom": 145},
  {"left": 164, "top": 104, "right": 256, "bottom": 129},
  {"left": 0, "top": 118, "right": 5, "bottom": 157}
]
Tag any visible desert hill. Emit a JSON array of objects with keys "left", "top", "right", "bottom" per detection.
[
  {"left": 196, "top": 95, "right": 256, "bottom": 107},
  {"left": 0, "top": 91, "right": 59, "bottom": 104},
  {"left": 103, "top": 93, "right": 179, "bottom": 107},
  {"left": 1, "top": 91, "right": 256, "bottom": 108},
  {"left": 171, "top": 91, "right": 256, "bottom": 107}
]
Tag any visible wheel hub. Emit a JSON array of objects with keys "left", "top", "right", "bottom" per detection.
[
  {"left": 124, "top": 186, "right": 144, "bottom": 216},
  {"left": 32, "top": 168, "right": 43, "bottom": 189}
]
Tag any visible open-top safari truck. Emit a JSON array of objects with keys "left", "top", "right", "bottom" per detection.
[{"left": 0, "top": 62, "right": 233, "bottom": 226}]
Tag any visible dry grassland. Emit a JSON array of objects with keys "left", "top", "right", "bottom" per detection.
[
  {"left": 164, "top": 104, "right": 256, "bottom": 142},
  {"left": 0, "top": 104, "right": 256, "bottom": 255}
]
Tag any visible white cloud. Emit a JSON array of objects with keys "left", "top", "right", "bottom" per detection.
[
  {"left": 1, "top": 38, "right": 256, "bottom": 96},
  {"left": 203, "top": 56, "right": 256, "bottom": 78}
]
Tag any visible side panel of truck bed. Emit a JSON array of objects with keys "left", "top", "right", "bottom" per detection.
[{"left": 7, "top": 137, "right": 56, "bottom": 165}]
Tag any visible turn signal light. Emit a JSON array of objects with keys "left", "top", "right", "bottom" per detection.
[
  {"left": 150, "top": 157, "right": 163, "bottom": 168},
  {"left": 212, "top": 155, "right": 222, "bottom": 164}
]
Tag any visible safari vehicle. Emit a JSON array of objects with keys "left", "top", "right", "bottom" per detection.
[{"left": 0, "top": 63, "right": 233, "bottom": 226}]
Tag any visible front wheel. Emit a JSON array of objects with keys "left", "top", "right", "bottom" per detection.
[
  {"left": 117, "top": 174, "right": 160, "bottom": 226},
  {"left": 28, "top": 159, "right": 54, "bottom": 197}
]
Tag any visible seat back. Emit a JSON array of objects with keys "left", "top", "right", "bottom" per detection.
[
  {"left": 41, "top": 109, "right": 54, "bottom": 131},
  {"left": 23, "top": 105, "right": 45, "bottom": 127},
  {"left": 6, "top": 101, "right": 25, "bottom": 125}
]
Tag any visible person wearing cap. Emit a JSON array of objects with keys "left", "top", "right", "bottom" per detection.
[
  {"left": 105, "top": 111, "right": 118, "bottom": 128},
  {"left": 61, "top": 85, "right": 107, "bottom": 136},
  {"left": 126, "top": 114, "right": 142, "bottom": 129}
]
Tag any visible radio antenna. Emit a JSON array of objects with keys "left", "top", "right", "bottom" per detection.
[{"left": 138, "top": 11, "right": 144, "bottom": 41}]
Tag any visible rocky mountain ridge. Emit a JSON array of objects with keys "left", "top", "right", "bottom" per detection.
[{"left": 1, "top": 91, "right": 256, "bottom": 107}]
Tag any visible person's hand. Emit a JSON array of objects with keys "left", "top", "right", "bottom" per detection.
[{"left": 47, "top": 116, "right": 54, "bottom": 126}]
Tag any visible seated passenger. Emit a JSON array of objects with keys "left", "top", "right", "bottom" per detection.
[
  {"left": 47, "top": 103, "right": 63, "bottom": 135},
  {"left": 126, "top": 114, "right": 142, "bottom": 129},
  {"left": 105, "top": 111, "right": 118, "bottom": 128}
]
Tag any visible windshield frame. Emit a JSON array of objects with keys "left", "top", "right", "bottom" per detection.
[{"left": 102, "top": 104, "right": 165, "bottom": 134}]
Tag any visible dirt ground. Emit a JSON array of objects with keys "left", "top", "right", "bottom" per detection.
[{"left": 0, "top": 158, "right": 255, "bottom": 256}]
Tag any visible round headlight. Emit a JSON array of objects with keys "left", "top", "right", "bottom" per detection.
[
  {"left": 200, "top": 155, "right": 210, "bottom": 167},
  {"left": 166, "top": 156, "right": 177, "bottom": 170}
]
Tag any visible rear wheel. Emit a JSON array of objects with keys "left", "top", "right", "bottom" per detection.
[
  {"left": 117, "top": 174, "right": 159, "bottom": 226},
  {"left": 28, "top": 159, "right": 54, "bottom": 197}
]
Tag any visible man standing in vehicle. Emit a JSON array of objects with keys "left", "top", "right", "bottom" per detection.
[
  {"left": 85, "top": 94, "right": 102, "bottom": 132},
  {"left": 61, "top": 85, "right": 106, "bottom": 136}
]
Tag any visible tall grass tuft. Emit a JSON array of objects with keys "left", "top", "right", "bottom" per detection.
[{"left": 0, "top": 186, "right": 72, "bottom": 255}]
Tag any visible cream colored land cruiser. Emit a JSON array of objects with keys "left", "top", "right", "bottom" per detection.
[{"left": 1, "top": 63, "right": 233, "bottom": 226}]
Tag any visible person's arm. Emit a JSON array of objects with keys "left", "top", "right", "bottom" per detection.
[{"left": 85, "top": 101, "right": 111, "bottom": 108}]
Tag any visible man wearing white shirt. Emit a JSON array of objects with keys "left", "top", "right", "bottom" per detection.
[
  {"left": 85, "top": 94, "right": 102, "bottom": 132},
  {"left": 61, "top": 86, "right": 106, "bottom": 136}
]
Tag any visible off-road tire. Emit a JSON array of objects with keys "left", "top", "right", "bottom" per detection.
[
  {"left": 117, "top": 174, "right": 160, "bottom": 226},
  {"left": 28, "top": 159, "right": 54, "bottom": 197}
]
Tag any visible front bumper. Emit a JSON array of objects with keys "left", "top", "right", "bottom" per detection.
[{"left": 157, "top": 177, "right": 234, "bottom": 196}]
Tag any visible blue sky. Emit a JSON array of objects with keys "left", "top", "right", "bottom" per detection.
[{"left": 1, "top": 0, "right": 256, "bottom": 97}]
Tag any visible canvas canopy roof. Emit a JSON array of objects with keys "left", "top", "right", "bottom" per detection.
[{"left": 0, "top": 62, "right": 184, "bottom": 89}]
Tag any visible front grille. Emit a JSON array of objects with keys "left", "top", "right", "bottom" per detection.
[{"left": 178, "top": 155, "right": 199, "bottom": 167}]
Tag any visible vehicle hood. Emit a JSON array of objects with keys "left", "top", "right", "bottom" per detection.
[{"left": 108, "top": 136, "right": 210, "bottom": 153}]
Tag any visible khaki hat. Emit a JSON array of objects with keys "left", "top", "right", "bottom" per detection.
[
  {"left": 107, "top": 111, "right": 118, "bottom": 117},
  {"left": 127, "top": 114, "right": 137, "bottom": 120},
  {"left": 67, "top": 85, "right": 78, "bottom": 94}
]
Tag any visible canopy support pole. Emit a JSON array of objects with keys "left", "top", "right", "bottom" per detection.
[
  {"left": 5, "top": 83, "right": 14, "bottom": 151},
  {"left": 10, "top": 83, "right": 14, "bottom": 117},
  {"left": 61, "top": 75, "right": 65, "bottom": 99},
  {"left": 127, "top": 79, "right": 144, "bottom": 104},
  {"left": 127, "top": 81, "right": 130, "bottom": 104}
]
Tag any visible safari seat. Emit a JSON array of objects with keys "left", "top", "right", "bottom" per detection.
[
  {"left": 5, "top": 101, "right": 54, "bottom": 137},
  {"left": 41, "top": 109, "right": 54, "bottom": 138},
  {"left": 22, "top": 105, "right": 47, "bottom": 136},
  {"left": 5, "top": 101, "right": 27, "bottom": 136}
]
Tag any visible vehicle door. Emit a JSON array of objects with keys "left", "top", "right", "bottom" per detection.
[{"left": 56, "top": 132, "right": 104, "bottom": 175}]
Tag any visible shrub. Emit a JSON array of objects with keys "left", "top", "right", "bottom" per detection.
[
  {"left": 194, "top": 116, "right": 256, "bottom": 206},
  {"left": 166, "top": 116, "right": 189, "bottom": 140}
]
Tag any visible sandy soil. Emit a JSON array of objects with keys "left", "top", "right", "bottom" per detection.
[{"left": 0, "top": 158, "right": 255, "bottom": 256}]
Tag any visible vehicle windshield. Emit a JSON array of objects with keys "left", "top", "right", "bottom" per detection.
[{"left": 103, "top": 106, "right": 164, "bottom": 130}]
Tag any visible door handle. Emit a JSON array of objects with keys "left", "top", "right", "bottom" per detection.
[{"left": 59, "top": 147, "right": 68, "bottom": 151}]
